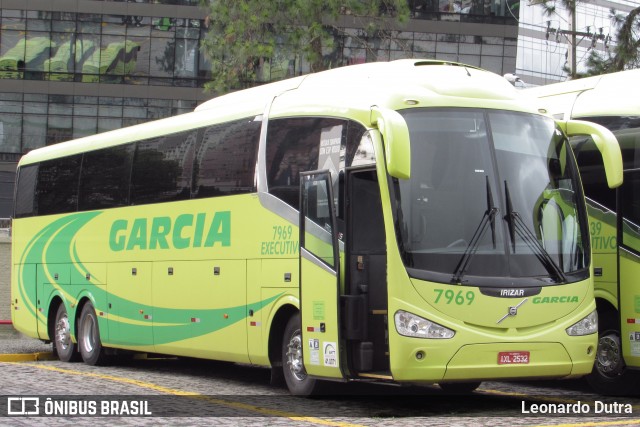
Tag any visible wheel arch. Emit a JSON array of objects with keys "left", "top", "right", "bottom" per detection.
[
  {"left": 47, "top": 296, "right": 64, "bottom": 342},
  {"left": 268, "top": 303, "right": 299, "bottom": 368},
  {"left": 595, "top": 297, "right": 618, "bottom": 329},
  {"left": 594, "top": 288, "right": 618, "bottom": 312},
  {"left": 46, "top": 290, "right": 88, "bottom": 343},
  {"left": 73, "top": 293, "right": 96, "bottom": 342}
]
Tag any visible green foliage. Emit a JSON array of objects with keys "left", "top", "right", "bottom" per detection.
[
  {"left": 540, "top": 0, "right": 640, "bottom": 77},
  {"left": 200, "top": 0, "right": 409, "bottom": 94},
  {"left": 610, "top": 6, "right": 640, "bottom": 71},
  {"left": 581, "top": 6, "right": 640, "bottom": 76}
]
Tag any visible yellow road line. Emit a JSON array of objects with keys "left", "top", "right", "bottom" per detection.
[
  {"left": 4, "top": 361, "right": 638, "bottom": 427},
  {"left": 480, "top": 387, "right": 640, "bottom": 412},
  {"left": 527, "top": 421, "right": 640, "bottom": 427},
  {"left": 479, "top": 387, "right": 640, "bottom": 426},
  {"left": 1, "top": 361, "right": 363, "bottom": 427},
  {"left": 480, "top": 387, "right": 578, "bottom": 403}
]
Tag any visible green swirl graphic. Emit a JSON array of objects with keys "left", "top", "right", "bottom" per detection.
[{"left": 18, "top": 211, "right": 281, "bottom": 347}]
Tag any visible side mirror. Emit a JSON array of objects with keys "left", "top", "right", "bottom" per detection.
[
  {"left": 371, "top": 107, "right": 411, "bottom": 180},
  {"left": 558, "top": 119, "right": 623, "bottom": 189}
]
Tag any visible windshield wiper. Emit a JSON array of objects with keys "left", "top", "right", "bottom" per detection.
[
  {"left": 503, "top": 181, "right": 567, "bottom": 283},
  {"left": 451, "top": 177, "right": 498, "bottom": 284}
]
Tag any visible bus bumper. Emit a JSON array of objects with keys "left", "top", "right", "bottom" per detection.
[
  {"left": 443, "top": 342, "right": 594, "bottom": 380},
  {"left": 391, "top": 339, "right": 596, "bottom": 382}
]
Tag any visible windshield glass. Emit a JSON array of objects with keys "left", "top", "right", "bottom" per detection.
[
  {"left": 393, "top": 108, "right": 589, "bottom": 286},
  {"left": 571, "top": 116, "right": 640, "bottom": 212}
]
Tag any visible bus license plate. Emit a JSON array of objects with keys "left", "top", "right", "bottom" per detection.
[{"left": 498, "top": 351, "right": 530, "bottom": 365}]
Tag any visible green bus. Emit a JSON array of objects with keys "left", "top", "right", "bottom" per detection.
[
  {"left": 0, "top": 37, "right": 55, "bottom": 79},
  {"left": 81, "top": 40, "right": 139, "bottom": 83},
  {"left": 12, "top": 60, "right": 622, "bottom": 395},
  {"left": 527, "top": 71, "right": 640, "bottom": 395},
  {"left": 44, "top": 39, "right": 96, "bottom": 82}
]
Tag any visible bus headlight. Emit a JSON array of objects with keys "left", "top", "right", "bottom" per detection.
[
  {"left": 566, "top": 310, "right": 598, "bottom": 336},
  {"left": 394, "top": 310, "right": 455, "bottom": 339}
]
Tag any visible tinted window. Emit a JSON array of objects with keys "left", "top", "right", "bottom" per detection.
[
  {"left": 14, "top": 164, "right": 38, "bottom": 218},
  {"left": 582, "top": 116, "right": 640, "bottom": 133},
  {"left": 131, "top": 130, "right": 196, "bottom": 205},
  {"left": 266, "top": 117, "right": 347, "bottom": 209},
  {"left": 571, "top": 136, "right": 616, "bottom": 212},
  {"left": 78, "top": 144, "right": 134, "bottom": 210},
  {"left": 193, "top": 118, "right": 260, "bottom": 198},
  {"left": 572, "top": 116, "right": 640, "bottom": 212},
  {"left": 345, "top": 122, "right": 371, "bottom": 167},
  {"left": 37, "top": 155, "right": 82, "bottom": 215},
  {"left": 621, "top": 171, "right": 640, "bottom": 254}
]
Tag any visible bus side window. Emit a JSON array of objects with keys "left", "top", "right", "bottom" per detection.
[
  {"left": 266, "top": 117, "right": 350, "bottom": 210},
  {"left": 621, "top": 172, "right": 640, "bottom": 253},
  {"left": 131, "top": 130, "right": 196, "bottom": 205},
  {"left": 572, "top": 136, "right": 615, "bottom": 211},
  {"left": 37, "top": 155, "right": 82, "bottom": 216},
  {"left": 192, "top": 118, "right": 260, "bottom": 199},
  {"left": 14, "top": 164, "right": 38, "bottom": 218},
  {"left": 78, "top": 144, "right": 134, "bottom": 211}
]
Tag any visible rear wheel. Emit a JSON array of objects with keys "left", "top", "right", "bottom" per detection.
[
  {"left": 53, "top": 304, "right": 79, "bottom": 362},
  {"left": 282, "top": 313, "right": 321, "bottom": 396},
  {"left": 78, "top": 302, "right": 108, "bottom": 365},
  {"left": 587, "top": 314, "right": 638, "bottom": 396}
]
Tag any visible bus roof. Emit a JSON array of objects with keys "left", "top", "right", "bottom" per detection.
[
  {"left": 525, "top": 69, "right": 640, "bottom": 120},
  {"left": 19, "top": 59, "right": 536, "bottom": 167},
  {"left": 196, "top": 59, "right": 522, "bottom": 115}
]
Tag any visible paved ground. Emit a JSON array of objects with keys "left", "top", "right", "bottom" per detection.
[
  {"left": 1, "top": 323, "right": 639, "bottom": 426},
  {"left": 0, "top": 324, "right": 53, "bottom": 359}
]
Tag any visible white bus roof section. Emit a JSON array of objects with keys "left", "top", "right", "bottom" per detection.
[
  {"left": 525, "top": 69, "right": 640, "bottom": 120},
  {"left": 19, "top": 59, "right": 538, "bottom": 166},
  {"left": 196, "top": 59, "right": 527, "bottom": 118}
]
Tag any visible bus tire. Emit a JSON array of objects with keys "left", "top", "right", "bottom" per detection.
[
  {"left": 438, "top": 381, "right": 481, "bottom": 394},
  {"left": 587, "top": 315, "right": 638, "bottom": 396},
  {"left": 78, "top": 302, "right": 108, "bottom": 366},
  {"left": 53, "top": 304, "right": 79, "bottom": 362},
  {"left": 282, "top": 313, "right": 320, "bottom": 396}
]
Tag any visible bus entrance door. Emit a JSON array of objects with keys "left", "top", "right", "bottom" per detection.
[{"left": 299, "top": 170, "right": 344, "bottom": 379}]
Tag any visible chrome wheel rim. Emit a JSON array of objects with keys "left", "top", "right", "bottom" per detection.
[
  {"left": 596, "top": 334, "right": 624, "bottom": 378},
  {"left": 286, "top": 329, "right": 306, "bottom": 381},
  {"left": 55, "top": 313, "right": 71, "bottom": 351}
]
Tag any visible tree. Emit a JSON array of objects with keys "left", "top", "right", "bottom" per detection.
[
  {"left": 540, "top": 0, "right": 640, "bottom": 77},
  {"left": 200, "top": 0, "right": 409, "bottom": 94},
  {"left": 584, "top": 6, "right": 640, "bottom": 75}
]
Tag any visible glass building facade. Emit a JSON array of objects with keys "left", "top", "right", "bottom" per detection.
[
  {"left": 0, "top": 0, "right": 519, "bottom": 217},
  {"left": 516, "top": 0, "right": 636, "bottom": 86}
]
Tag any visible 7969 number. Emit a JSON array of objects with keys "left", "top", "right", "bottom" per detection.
[{"left": 433, "top": 289, "right": 475, "bottom": 305}]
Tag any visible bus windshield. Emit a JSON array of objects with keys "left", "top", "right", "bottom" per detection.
[
  {"left": 571, "top": 116, "right": 640, "bottom": 213},
  {"left": 571, "top": 115, "right": 640, "bottom": 255},
  {"left": 394, "top": 108, "right": 589, "bottom": 287}
]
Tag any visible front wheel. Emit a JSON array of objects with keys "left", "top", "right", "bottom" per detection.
[
  {"left": 78, "top": 302, "right": 108, "bottom": 366},
  {"left": 53, "top": 304, "right": 79, "bottom": 362},
  {"left": 587, "top": 317, "right": 638, "bottom": 396},
  {"left": 282, "top": 313, "right": 321, "bottom": 396}
]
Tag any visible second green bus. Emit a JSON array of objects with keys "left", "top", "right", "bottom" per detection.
[{"left": 528, "top": 70, "right": 640, "bottom": 395}]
